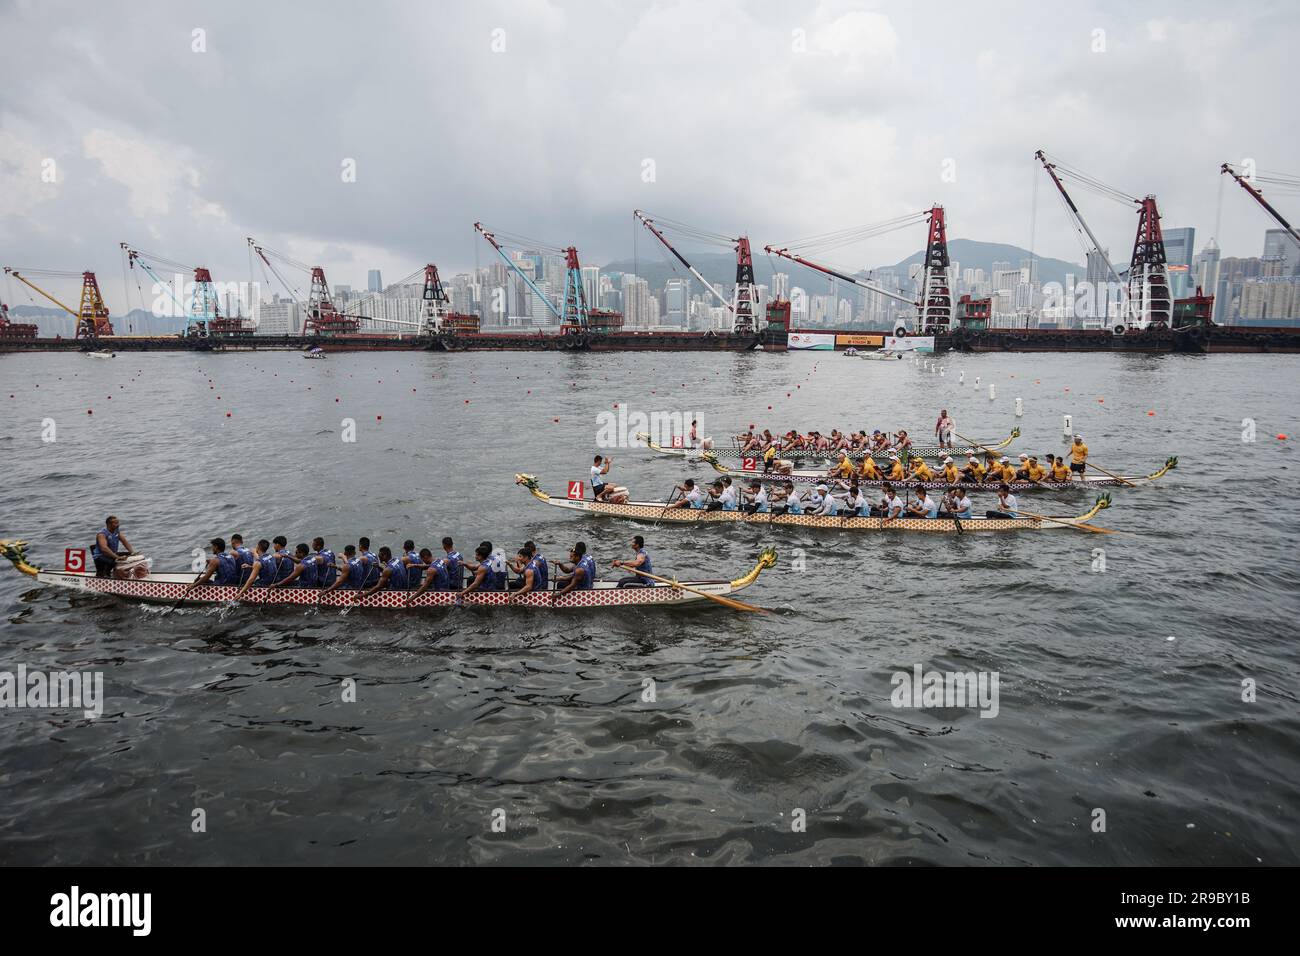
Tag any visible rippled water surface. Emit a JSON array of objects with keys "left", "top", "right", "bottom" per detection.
[{"left": 1, "top": 348, "right": 1297, "bottom": 865}]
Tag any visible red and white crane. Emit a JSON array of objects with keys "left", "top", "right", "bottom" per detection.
[
  {"left": 633, "top": 211, "right": 761, "bottom": 333},
  {"left": 1220, "top": 162, "right": 1300, "bottom": 246},
  {"left": 763, "top": 207, "right": 952, "bottom": 332},
  {"left": 1035, "top": 149, "right": 1172, "bottom": 331}
]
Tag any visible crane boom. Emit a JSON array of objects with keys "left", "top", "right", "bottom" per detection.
[
  {"left": 762, "top": 246, "right": 915, "bottom": 306},
  {"left": 1034, "top": 149, "right": 1122, "bottom": 285},
  {"left": 474, "top": 222, "right": 563, "bottom": 323},
  {"left": 3, "top": 268, "right": 79, "bottom": 317},
  {"left": 1221, "top": 164, "right": 1300, "bottom": 245},
  {"left": 633, "top": 210, "right": 733, "bottom": 313}
]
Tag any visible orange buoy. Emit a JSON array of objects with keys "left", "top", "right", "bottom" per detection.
[
  {"left": 1278, "top": 434, "right": 1289, "bottom": 440},
  {"left": 1147, "top": 410, "right": 1156, "bottom": 416},
  {"left": 225, "top": 412, "right": 231, "bottom": 418},
  {"left": 87, "top": 409, "right": 92, "bottom": 414},
  {"left": 377, "top": 415, "right": 382, "bottom": 421}
]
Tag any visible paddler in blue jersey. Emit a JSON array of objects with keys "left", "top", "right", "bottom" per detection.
[
  {"left": 506, "top": 541, "right": 548, "bottom": 603},
  {"left": 461, "top": 542, "right": 506, "bottom": 594},
  {"left": 307, "top": 537, "right": 337, "bottom": 587},
  {"left": 91, "top": 515, "right": 134, "bottom": 577},
  {"left": 234, "top": 538, "right": 274, "bottom": 599},
  {"left": 319, "top": 545, "right": 363, "bottom": 594},
  {"left": 182, "top": 537, "right": 241, "bottom": 595},
  {"left": 230, "top": 535, "right": 255, "bottom": 584},
  {"left": 554, "top": 541, "right": 598, "bottom": 599},
  {"left": 440, "top": 537, "right": 463, "bottom": 590},
  {"left": 354, "top": 546, "right": 408, "bottom": 600},
  {"left": 612, "top": 534, "right": 653, "bottom": 588},
  {"left": 406, "top": 547, "right": 453, "bottom": 604},
  {"left": 269, "top": 543, "right": 319, "bottom": 589}
]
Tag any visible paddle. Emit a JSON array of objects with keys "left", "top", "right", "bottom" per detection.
[
  {"left": 652, "top": 486, "right": 681, "bottom": 528},
  {"left": 623, "top": 567, "right": 768, "bottom": 613},
  {"left": 1011, "top": 506, "right": 1115, "bottom": 534},
  {"left": 1087, "top": 461, "right": 1136, "bottom": 487}
]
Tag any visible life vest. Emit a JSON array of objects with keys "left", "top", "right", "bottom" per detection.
[
  {"left": 256, "top": 552, "right": 279, "bottom": 586},
  {"left": 385, "top": 558, "right": 409, "bottom": 590},
  {"left": 344, "top": 557, "right": 366, "bottom": 588},
  {"left": 295, "top": 557, "right": 319, "bottom": 588},
  {"left": 315, "top": 549, "right": 337, "bottom": 587},
  {"left": 527, "top": 555, "right": 548, "bottom": 591},
  {"left": 272, "top": 551, "right": 296, "bottom": 583},
  {"left": 445, "top": 550, "right": 462, "bottom": 590},
  {"left": 234, "top": 546, "right": 255, "bottom": 583},
  {"left": 91, "top": 527, "right": 121, "bottom": 559},
  {"left": 576, "top": 554, "right": 597, "bottom": 589},
  {"left": 214, "top": 552, "right": 240, "bottom": 586},
  {"left": 484, "top": 553, "right": 507, "bottom": 590},
  {"left": 361, "top": 551, "right": 381, "bottom": 588}
]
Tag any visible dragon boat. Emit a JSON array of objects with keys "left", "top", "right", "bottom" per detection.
[
  {"left": 701, "top": 454, "right": 1178, "bottom": 491},
  {"left": 0, "top": 539, "right": 777, "bottom": 611},
  {"left": 516, "top": 475, "right": 1113, "bottom": 533},
  {"left": 636, "top": 428, "right": 1020, "bottom": 463}
]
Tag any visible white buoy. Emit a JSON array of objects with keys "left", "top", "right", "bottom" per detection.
[
  {"left": 959, "top": 371, "right": 965, "bottom": 384},
  {"left": 1015, "top": 397, "right": 1024, "bottom": 417},
  {"left": 988, "top": 383, "right": 996, "bottom": 401},
  {"left": 939, "top": 367, "right": 945, "bottom": 377},
  {"left": 975, "top": 376, "right": 981, "bottom": 386},
  {"left": 1063, "top": 413, "right": 1073, "bottom": 437}
]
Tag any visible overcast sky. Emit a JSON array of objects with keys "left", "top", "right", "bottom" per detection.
[{"left": 1, "top": 0, "right": 1295, "bottom": 312}]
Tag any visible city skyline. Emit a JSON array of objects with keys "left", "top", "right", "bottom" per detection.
[{"left": 1, "top": 1, "right": 1297, "bottom": 316}]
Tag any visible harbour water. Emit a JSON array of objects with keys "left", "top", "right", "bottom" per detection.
[{"left": 1, "top": 349, "right": 1297, "bottom": 865}]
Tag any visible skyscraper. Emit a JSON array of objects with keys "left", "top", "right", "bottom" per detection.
[
  {"left": 1263, "top": 229, "right": 1300, "bottom": 275},
  {"left": 1163, "top": 227, "right": 1195, "bottom": 299},
  {"left": 367, "top": 270, "right": 383, "bottom": 293},
  {"left": 664, "top": 278, "right": 690, "bottom": 328}
]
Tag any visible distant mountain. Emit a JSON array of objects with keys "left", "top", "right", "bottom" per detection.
[
  {"left": 600, "top": 239, "right": 1084, "bottom": 294},
  {"left": 884, "top": 239, "right": 1084, "bottom": 289}
]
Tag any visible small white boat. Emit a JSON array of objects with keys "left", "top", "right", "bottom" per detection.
[
  {"left": 859, "top": 350, "right": 903, "bottom": 361},
  {"left": 303, "top": 347, "right": 326, "bottom": 359},
  {"left": 85, "top": 350, "right": 115, "bottom": 360}
]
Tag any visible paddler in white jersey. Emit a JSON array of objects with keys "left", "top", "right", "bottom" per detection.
[
  {"left": 987, "top": 483, "right": 1019, "bottom": 519},
  {"left": 879, "top": 485, "right": 905, "bottom": 521},
  {"left": 808, "top": 483, "right": 838, "bottom": 516},
  {"left": 846, "top": 483, "right": 869, "bottom": 516},
  {"left": 742, "top": 479, "right": 769, "bottom": 514},
  {"left": 942, "top": 488, "right": 973, "bottom": 519},
  {"left": 665, "top": 477, "right": 706, "bottom": 509},
  {"left": 906, "top": 487, "right": 941, "bottom": 519},
  {"left": 717, "top": 478, "right": 739, "bottom": 512}
]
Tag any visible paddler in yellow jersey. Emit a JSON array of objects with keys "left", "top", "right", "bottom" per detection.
[
  {"left": 1048, "top": 454, "right": 1072, "bottom": 482},
  {"left": 885, "top": 454, "right": 907, "bottom": 481},
  {"left": 1070, "top": 434, "right": 1089, "bottom": 476},
  {"left": 858, "top": 455, "right": 883, "bottom": 481},
  {"left": 994, "top": 457, "right": 1018, "bottom": 482},
  {"left": 762, "top": 443, "right": 778, "bottom": 472},
  {"left": 1025, "top": 456, "right": 1047, "bottom": 482},
  {"left": 960, "top": 455, "right": 985, "bottom": 483},
  {"left": 909, "top": 458, "right": 935, "bottom": 482},
  {"left": 940, "top": 456, "right": 960, "bottom": 484},
  {"left": 828, "top": 450, "right": 855, "bottom": 480}
]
